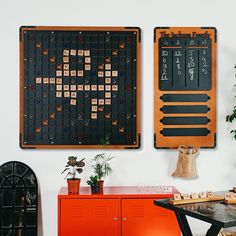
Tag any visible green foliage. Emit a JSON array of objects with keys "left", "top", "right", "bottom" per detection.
[
  {"left": 61, "top": 156, "right": 85, "bottom": 179},
  {"left": 92, "top": 153, "right": 114, "bottom": 180},
  {"left": 86, "top": 175, "right": 99, "bottom": 186}
]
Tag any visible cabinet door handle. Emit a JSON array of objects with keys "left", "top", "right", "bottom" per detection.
[
  {"left": 114, "top": 217, "right": 118, "bottom": 221},
  {"left": 123, "top": 217, "right": 127, "bottom": 221}
]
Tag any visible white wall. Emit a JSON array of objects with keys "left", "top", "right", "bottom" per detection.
[{"left": 0, "top": 0, "right": 236, "bottom": 235}]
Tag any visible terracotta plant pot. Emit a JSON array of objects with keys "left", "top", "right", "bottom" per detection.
[
  {"left": 67, "top": 178, "right": 81, "bottom": 194},
  {"left": 91, "top": 185, "right": 99, "bottom": 194},
  {"left": 98, "top": 180, "right": 104, "bottom": 194}
]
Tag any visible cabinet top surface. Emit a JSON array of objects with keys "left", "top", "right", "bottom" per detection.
[{"left": 58, "top": 186, "right": 178, "bottom": 198}]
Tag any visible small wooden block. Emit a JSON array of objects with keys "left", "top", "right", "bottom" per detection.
[
  {"left": 43, "top": 78, "right": 49, "bottom": 84},
  {"left": 105, "top": 71, "right": 111, "bottom": 77},
  {"left": 207, "top": 191, "right": 214, "bottom": 197},
  {"left": 91, "top": 106, "right": 97, "bottom": 112},
  {"left": 85, "top": 57, "right": 91, "bottom": 63},
  {"left": 64, "top": 92, "right": 70, "bottom": 98},
  {"left": 84, "top": 50, "right": 90, "bottom": 56},
  {"left": 91, "top": 113, "right": 97, "bottom": 119},
  {"left": 105, "top": 64, "right": 111, "bottom": 70},
  {"left": 199, "top": 192, "right": 207, "bottom": 198},
  {"left": 233, "top": 187, "right": 236, "bottom": 193},
  {"left": 70, "top": 49, "right": 77, "bottom": 56},
  {"left": 105, "top": 99, "right": 111, "bottom": 105},
  {"left": 91, "top": 85, "right": 97, "bottom": 91},
  {"left": 77, "top": 85, "right": 84, "bottom": 91},
  {"left": 91, "top": 99, "right": 97, "bottom": 105},
  {"left": 63, "top": 57, "right": 69, "bottom": 63},
  {"left": 78, "top": 50, "right": 84, "bottom": 56},
  {"left": 98, "top": 99, "right": 104, "bottom": 105},
  {"left": 63, "top": 50, "right": 69, "bottom": 56},
  {"left": 71, "top": 92, "right": 77, "bottom": 98},
  {"left": 105, "top": 85, "right": 111, "bottom": 91},
  {"left": 105, "top": 78, "right": 111, "bottom": 84},
  {"left": 56, "top": 85, "right": 62, "bottom": 91},
  {"left": 50, "top": 78, "right": 55, "bottom": 84},
  {"left": 85, "top": 65, "right": 91, "bottom": 70},
  {"left": 71, "top": 70, "right": 76, "bottom": 76},
  {"left": 70, "top": 85, "right": 76, "bottom": 91},
  {"left": 64, "top": 71, "right": 69, "bottom": 76},
  {"left": 191, "top": 193, "right": 199, "bottom": 199},
  {"left": 173, "top": 194, "right": 182, "bottom": 201},
  {"left": 98, "top": 85, "right": 104, "bottom": 91},
  {"left": 56, "top": 92, "right": 62, "bottom": 97},
  {"left": 70, "top": 99, "right": 77, "bottom": 106},
  {"left": 63, "top": 64, "right": 69, "bottom": 70},
  {"left": 35, "top": 78, "right": 42, "bottom": 84},
  {"left": 84, "top": 85, "right": 90, "bottom": 91},
  {"left": 56, "top": 78, "right": 62, "bottom": 84},
  {"left": 98, "top": 71, "right": 104, "bottom": 77},
  {"left": 183, "top": 194, "right": 191, "bottom": 200},
  {"left": 112, "top": 71, "right": 118, "bottom": 77},
  {"left": 78, "top": 70, "right": 84, "bottom": 77},
  {"left": 105, "top": 92, "right": 111, "bottom": 98},
  {"left": 63, "top": 85, "right": 69, "bottom": 91},
  {"left": 112, "top": 85, "right": 118, "bottom": 91},
  {"left": 56, "top": 71, "right": 62, "bottom": 76}
]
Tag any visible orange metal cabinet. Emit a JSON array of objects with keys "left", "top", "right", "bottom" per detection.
[
  {"left": 122, "top": 198, "right": 180, "bottom": 236},
  {"left": 58, "top": 186, "right": 180, "bottom": 236}
]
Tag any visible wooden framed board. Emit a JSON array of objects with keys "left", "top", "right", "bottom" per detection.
[
  {"left": 20, "top": 26, "right": 141, "bottom": 149},
  {"left": 154, "top": 27, "right": 216, "bottom": 149}
]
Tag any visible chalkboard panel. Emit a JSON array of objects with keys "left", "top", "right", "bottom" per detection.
[
  {"left": 154, "top": 27, "right": 216, "bottom": 149},
  {"left": 20, "top": 26, "right": 141, "bottom": 149}
]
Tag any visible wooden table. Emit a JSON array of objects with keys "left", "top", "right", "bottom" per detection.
[{"left": 154, "top": 191, "right": 236, "bottom": 236}]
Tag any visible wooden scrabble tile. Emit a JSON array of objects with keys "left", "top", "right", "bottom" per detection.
[
  {"left": 70, "top": 49, "right": 77, "bottom": 56},
  {"left": 43, "top": 78, "right": 49, "bottom": 84},
  {"left": 191, "top": 193, "right": 199, "bottom": 199},
  {"left": 84, "top": 50, "right": 90, "bottom": 56},
  {"left": 56, "top": 85, "right": 62, "bottom": 91},
  {"left": 56, "top": 78, "right": 62, "bottom": 84},
  {"left": 225, "top": 193, "right": 232, "bottom": 200},
  {"left": 105, "top": 78, "right": 111, "bottom": 84},
  {"left": 57, "top": 64, "right": 63, "bottom": 70},
  {"left": 71, "top": 70, "right": 76, "bottom": 76},
  {"left": 56, "top": 92, "right": 62, "bottom": 97},
  {"left": 63, "top": 85, "right": 69, "bottom": 91},
  {"left": 174, "top": 194, "right": 182, "bottom": 201},
  {"left": 91, "top": 99, "right": 97, "bottom": 105},
  {"left": 84, "top": 85, "right": 90, "bottom": 91},
  {"left": 105, "top": 92, "right": 111, "bottom": 98},
  {"left": 70, "top": 85, "right": 76, "bottom": 91},
  {"left": 85, "top": 64, "right": 91, "bottom": 70},
  {"left": 199, "top": 192, "right": 207, "bottom": 198},
  {"left": 49, "top": 78, "right": 55, "bottom": 84},
  {"left": 70, "top": 99, "right": 77, "bottom": 106},
  {"left": 98, "top": 85, "right": 104, "bottom": 91},
  {"left": 112, "top": 85, "right": 118, "bottom": 91},
  {"left": 64, "top": 91, "right": 70, "bottom": 97},
  {"left": 63, "top": 50, "right": 69, "bottom": 56},
  {"left": 78, "top": 50, "right": 84, "bottom": 56},
  {"left": 98, "top": 99, "right": 104, "bottom": 105},
  {"left": 63, "top": 57, "right": 69, "bottom": 63},
  {"left": 98, "top": 64, "right": 104, "bottom": 70},
  {"left": 183, "top": 194, "right": 191, "bottom": 200},
  {"left": 36, "top": 42, "right": 42, "bottom": 48},
  {"left": 206, "top": 191, "right": 214, "bottom": 197},
  {"left": 105, "top": 64, "right": 111, "bottom": 70},
  {"left": 35, "top": 78, "right": 42, "bottom": 84},
  {"left": 77, "top": 85, "right": 84, "bottom": 91},
  {"left": 71, "top": 92, "right": 77, "bottom": 98},
  {"left": 85, "top": 57, "right": 91, "bottom": 63},
  {"left": 91, "top": 106, "right": 97, "bottom": 112},
  {"left": 91, "top": 113, "right": 97, "bottom": 119},
  {"left": 98, "top": 71, "right": 104, "bottom": 77},
  {"left": 105, "top": 99, "right": 111, "bottom": 105},
  {"left": 78, "top": 70, "right": 84, "bottom": 77},
  {"left": 119, "top": 127, "right": 125, "bottom": 133},
  {"left": 91, "top": 85, "right": 97, "bottom": 91},
  {"left": 105, "top": 85, "right": 111, "bottom": 91},
  {"left": 112, "top": 120, "right": 118, "bottom": 126},
  {"left": 63, "top": 64, "right": 69, "bottom": 70},
  {"left": 112, "top": 71, "right": 118, "bottom": 77},
  {"left": 56, "top": 71, "right": 62, "bottom": 76},
  {"left": 64, "top": 71, "right": 69, "bottom": 76},
  {"left": 105, "top": 71, "right": 111, "bottom": 77}
]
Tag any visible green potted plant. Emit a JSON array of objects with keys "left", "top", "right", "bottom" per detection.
[
  {"left": 86, "top": 175, "right": 99, "bottom": 194},
  {"left": 92, "top": 153, "right": 114, "bottom": 194},
  {"left": 61, "top": 156, "right": 85, "bottom": 194}
]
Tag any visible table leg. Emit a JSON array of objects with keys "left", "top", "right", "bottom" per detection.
[
  {"left": 175, "top": 212, "right": 193, "bottom": 236},
  {"left": 205, "top": 224, "right": 222, "bottom": 236}
]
